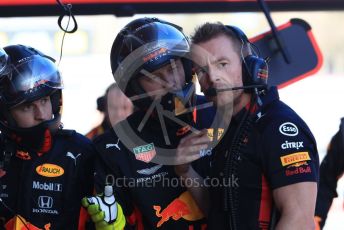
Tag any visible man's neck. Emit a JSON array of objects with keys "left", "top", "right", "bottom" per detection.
[
  {"left": 220, "top": 92, "right": 252, "bottom": 127},
  {"left": 233, "top": 92, "right": 252, "bottom": 115}
]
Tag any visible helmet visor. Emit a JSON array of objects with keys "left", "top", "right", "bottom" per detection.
[
  {"left": 124, "top": 21, "right": 190, "bottom": 55},
  {"left": 0, "top": 47, "right": 10, "bottom": 77},
  {"left": 138, "top": 22, "right": 190, "bottom": 64},
  {"left": 115, "top": 22, "right": 190, "bottom": 90},
  {"left": 1, "top": 55, "right": 63, "bottom": 107}
]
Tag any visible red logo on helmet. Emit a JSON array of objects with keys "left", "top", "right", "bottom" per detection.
[
  {"left": 143, "top": 48, "right": 168, "bottom": 63},
  {"left": 16, "top": 150, "right": 31, "bottom": 160},
  {"left": 33, "top": 79, "right": 49, "bottom": 88}
]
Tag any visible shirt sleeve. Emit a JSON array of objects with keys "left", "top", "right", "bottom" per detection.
[
  {"left": 260, "top": 119, "right": 319, "bottom": 190},
  {"left": 315, "top": 130, "right": 344, "bottom": 227}
]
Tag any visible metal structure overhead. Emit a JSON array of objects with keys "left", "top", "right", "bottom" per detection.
[{"left": 0, "top": 0, "right": 343, "bottom": 17}]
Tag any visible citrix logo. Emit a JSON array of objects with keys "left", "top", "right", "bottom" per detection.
[{"left": 281, "top": 141, "right": 304, "bottom": 150}]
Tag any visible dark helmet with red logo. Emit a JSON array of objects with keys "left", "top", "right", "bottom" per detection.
[
  {"left": 110, "top": 17, "right": 194, "bottom": 110},
  {"left": 0, "top": 44, "right": 63, "bottom": 153},
  {"left": 0, "top": 47, "right": 10, "bottom": 77}
]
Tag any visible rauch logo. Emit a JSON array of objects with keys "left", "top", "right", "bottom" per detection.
[{"left": 36, "top": 164, "right": 64, "bottom": 177}]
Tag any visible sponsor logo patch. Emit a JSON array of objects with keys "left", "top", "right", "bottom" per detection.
[
  {"left": 137, "top": 165, "right": 163, "bottom": 175},
  {"left": 207, "top": 128, "right": 224, "bottom": 141},
  {"left": 36, "top": 164, "right": 64, "bottom": 177},
  {"left": 133, "top": 143, "right": 156, "bottom": 163},
  {"left": 143, "top": 47, "right": 168, "bottom": 62},
  {"left": 38, "top": 196, "right": 53, "bottom": 209},
  {"left": 176, "top": 125, "right": 191, "bottom": 136},
  {"left": 285, "top": 165, "right": 312, "bottom": 176},
  {"left": 0, "top": 169, "right": 6, "bottom": 178},
  {"left": 16, "top": 150, "right": 31, "bottom": 160},
  {"left": 279, "top": 122, "right": 299, "bottom": 136},
  {"left": 280, "top": 152, "right": 310, "bottom": 167},
  {"left": 106, "top": 138, "right": 121, "bottom": 150},
  {"left": 281, "top": 141, "right": 304, "bottom": 150},
  {"left": 33, "top": 196, "right": 59, "bottom": 215},
  {"left": 287, "top": 161, "right": 308, "bottom": 169},
  {"left": 153, "top": 191, "right": 204, "bottom": 227},
  {"left": 32, "top": 181, "right": 63, "bottom": 192},
  {"left": 199, "top": 148, "right": 212, "bottom": 157},
  {"left": 66, "top": 152, "right": 81, "bottom": 166}
]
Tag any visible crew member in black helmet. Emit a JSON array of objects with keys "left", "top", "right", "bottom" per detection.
[
  {"left": 83, "top": 17, "right": 216, "bottom": 230},
  {"left": 0, "top": 45, "right": 96, "bottom": 229}
]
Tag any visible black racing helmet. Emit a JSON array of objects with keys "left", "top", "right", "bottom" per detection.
[
  {"left": 0, "top": 44, "right": 63, "bottom": 153},
  {"left": 110, "top": 17, "right": 193, "bottom": 107},
  {"left": 0, "top": 47, "right": 10, "bottom": 77}
]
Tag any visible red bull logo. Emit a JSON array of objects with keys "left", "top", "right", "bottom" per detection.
[
  {"left": 33, "top": 79, "right": 49, "bottom": 88},
  {"left": 0, "top": 169, "right": 6, "bottom": 178},
  {"left": 5, "top": 215, "right": 51, "bottom": 230},
  {"left": 287, "top": 161, "right": 308, "bottom": 169},
  {"left": 176, "top": 125, "right": 191, "bottom": 136},
  {"left": 16, "top": 151, "right": 31, "bottom": 160},
  {"left": 153, "top": 191, "right": 204, "bottom": 228}
]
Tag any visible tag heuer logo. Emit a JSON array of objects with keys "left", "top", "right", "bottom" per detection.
[{"left": 133, "top": 143, "right": 156, "bottom": 163}]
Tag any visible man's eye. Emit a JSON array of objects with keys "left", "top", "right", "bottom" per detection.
[
  {"left": 22, "top": 105, "right": 32, "bottom": 111},
  {"left": 195, "top": 68, "right": 206, "bottom": 76},
  {"left": 218, "top": 62, "right": 228, "bottom": 68}
]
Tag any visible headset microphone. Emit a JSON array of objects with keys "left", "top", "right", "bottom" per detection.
[{"left": 204, "top": 85, "right": 266, "bottom": 97}]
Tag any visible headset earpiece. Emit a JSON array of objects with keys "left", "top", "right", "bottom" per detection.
[
  {"left": 225, "top": 25, "right": 268, "bottom": 89},
  {"left": 242, "top": 55, "right": 268, "bottom": 87}
]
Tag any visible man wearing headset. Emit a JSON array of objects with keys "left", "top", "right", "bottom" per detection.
[
  {"left": 82, "top": 18, "right": 215, "bottom": 230},
  {"left": 175, "top": 22, "right": 319, "bottom": 229},
  {"left": 0, "top": 45, "right": 96, "bottom": 229}
]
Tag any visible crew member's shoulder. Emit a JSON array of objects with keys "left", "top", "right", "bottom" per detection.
[
  {"left": 257, "top": 99, "right": 315, "bottom": 143},
  {"left": 56, "top": 129, "right": 91, "bottom": 144},
  {"left": 55, "top": 129, "right": 96, "bottom": 155},
  {"left": 259, "top": 98, "right": 307, "bottom": 128},
  {"left": 93, "top": 127, "right": 119, "bottom": 145}
]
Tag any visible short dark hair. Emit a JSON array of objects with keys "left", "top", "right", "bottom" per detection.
[
  {"left": 97, "top": 83, "right": 121, "bottom": 112},
  {"left": 191, "top": 22, "right": 243, "bottom": 54}
]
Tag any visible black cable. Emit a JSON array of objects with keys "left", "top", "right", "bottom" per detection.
[
  {"left": 57, "top": 15, "right": 70, "bottom": 66},
  {"left": 56, "top": 0, "right": 78, "bottom": 66},
  {"left": 250, "top": 42, "right": 261, "bottom": 57},
  {"left": 0, "top": 136, "right": 30, "bottom": 230},
  {"left": 223, "top": 93, "right": 256, "bottom": 230}
]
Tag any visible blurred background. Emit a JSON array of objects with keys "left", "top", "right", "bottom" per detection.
[{"left": 1, "top": 6, "right": 344, "bottom": 229}]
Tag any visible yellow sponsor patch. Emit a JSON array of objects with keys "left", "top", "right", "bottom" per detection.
[
  {"left": 207, "top": 128, "right": 224, "bottom": 141},
  {"left": 36, "top": 163, "right": 64, "bottom": 177},
  {"left": 280, "top": 152, "right": 310, "bottom": 167}
]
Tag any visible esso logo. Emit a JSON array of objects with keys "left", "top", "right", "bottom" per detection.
[{"left": 279, "top": 122, "right": 299, "bottom": 136}]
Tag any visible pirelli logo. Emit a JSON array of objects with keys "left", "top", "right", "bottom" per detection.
[{"left": 280, "top": 152, "right": 310, "bottom": 167}]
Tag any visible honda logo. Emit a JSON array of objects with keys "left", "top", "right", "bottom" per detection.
[{"left": 38, "top": 196, "right": 53, "bottom": 209}]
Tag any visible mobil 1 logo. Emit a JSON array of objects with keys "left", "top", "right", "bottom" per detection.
[{"left": 33, "top": 181, "right": 63, "bottom": 192}]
